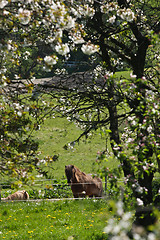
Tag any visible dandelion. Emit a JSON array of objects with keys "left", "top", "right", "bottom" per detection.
[{"left": 68, "top": 236, "right": 74, "bottom": 240}]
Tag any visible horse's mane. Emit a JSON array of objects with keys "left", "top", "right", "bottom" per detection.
[{"left": 73, "top": 166, "right": 93, "bottom": 183}]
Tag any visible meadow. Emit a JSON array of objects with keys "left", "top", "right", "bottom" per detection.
[
  {"left": 0, "top": 70, "right": 140, "bottom": 239},
  {"left": 33, "top": 116, "right": 118, "bottom": 180},
  {"left": 29, "top": 70, "right": 131, "bottom": 181},
  {"left": 0, "top": 199, "right": 112, "bottom": 240},
  {"left": 0, "top": 89, "right": 119, "bottom": 239}
]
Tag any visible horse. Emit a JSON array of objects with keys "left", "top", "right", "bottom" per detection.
[
  {"left": 65, "top": 165, "right": 103, "bottom": 198},
  {"left": 1, "top": 190, "right": 29, "bottom": 201}
]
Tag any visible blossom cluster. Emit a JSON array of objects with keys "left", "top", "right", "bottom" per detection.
[
  {"left": 104, "top": 201, "right": 157, "bottom": 240},
  {"left": 0, "top": 0, "right": 147, "bottom": 77},
  {"left": 101, "top": 2, "right": 135, "bottom": 23}
]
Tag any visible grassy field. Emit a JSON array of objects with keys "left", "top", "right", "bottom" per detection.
[
  {"left": 33, "top": 70, "right": 131, "bottom": 180},
  {"left": 1, "top": 106, "right": 119, "bottom": 199},
  {"left": 0, "top": 199, "right": 111, "bottom": 240},
  {"left": 0, "top": 70, "right": 129, "bottom": 240},
  {"left": 33, "top": 116, "right": 118, "bottom": 181},
  {"left": 0, "top": 87, "right": 119, "bottom": 240},
  {"left": 1, "top": 69, "right": 160, "bottom": 239}
]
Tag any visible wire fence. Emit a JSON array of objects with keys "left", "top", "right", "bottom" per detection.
[
  {"left": 1, "top": 176, "right": 160, "bottom": 202},
  {"left": 0, "top": 176, "right": 109, "bottom": 201}
]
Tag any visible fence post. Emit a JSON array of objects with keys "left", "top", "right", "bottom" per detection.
[
  {"left": 105, "top": 175, "right": 107, "bottom": 195},
  {"left": 120, "top": 186, "right": 125, "bottom": 201}
]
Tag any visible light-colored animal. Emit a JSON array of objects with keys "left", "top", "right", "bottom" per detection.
[
  {"left": 65, "top": 165, "right": 103, "bottom": 198},
  {"left": 1, "top": 190, "right": 29, "bottom": 201}
]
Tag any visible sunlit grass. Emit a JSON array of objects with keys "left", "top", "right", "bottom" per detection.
[
  {"left": 33, "top": 116, "right": 118, "bottom": 181},
  {"left": 0, "top": 199, "right": 110, "bottom": 240}
]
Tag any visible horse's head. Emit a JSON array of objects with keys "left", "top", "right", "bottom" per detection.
[
  {"left": 23, "top": 191, "right": 29, "bottom": 200},
  {"left": 65, "top": 165, "right": 75, "bottom": 184}
]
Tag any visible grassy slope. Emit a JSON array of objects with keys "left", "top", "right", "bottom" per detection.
[
  {"left": 33, "top": 116, "right": 118, "bottom": 181},
  {"left": 33, "top": 71, "right": 132, "bottom": 180}
]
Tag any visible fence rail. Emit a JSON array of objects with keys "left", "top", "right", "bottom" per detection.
[
  {"left": 0, "top": 177, "right": 109, "bottom": 201},
  {"left": 1, "top": 176, "right": 160, "bottom": 201}
]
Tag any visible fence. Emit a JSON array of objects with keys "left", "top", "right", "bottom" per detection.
[
  {"left": 1, "top": 176, "right": 160, "bottom": 202},
  {"left": 0, "top": 177, "right": 109, "bottom": 201}
]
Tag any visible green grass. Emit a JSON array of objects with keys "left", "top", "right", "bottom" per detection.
[
  {"left": 0, "top": 71, "right": 128, "bottom": 240},
  {"left": 115, "top": 70, "right": 132, "bottom": 79},
  {"left": 1, "top": 115, "right": 118, "bottom": 198},
  {"left": 33, "top": 116, "right": 118, "bottom": 181},
  {"left": 0, "top": 199, "right": 110, "bottom": 240},
  {"left": 32, "top": 70, "right": 132, "bottom": 181}
]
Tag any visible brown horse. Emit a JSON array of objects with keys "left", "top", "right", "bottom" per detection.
[
  {"left": 65, "top": 165, "right": 103, "bottom": 198},
  {"left": 1, "top": 190, "right": 29, "bottom": 201}
]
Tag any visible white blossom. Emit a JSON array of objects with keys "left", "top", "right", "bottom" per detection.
[
  {"left": 78, "top": 5, "right": 95, "bottom": 17},
  {"left": 44, "top": 55, "right": 58, "bottom": 66},
  {"left": 116, "top": 201, "right": 124, "bottom": 216},
  {"left": 70, "top": 32, "right": 85, "bottom": 44},
  {"left": 130, "top": 73, "right": 137, "bottom": 78},
  {"left": 137, "top": 198, "right": 143, "bottom": 206},
  {"left": 118, "top": 8, "right": 135, "bottom": 22},
  {"left": 108, "top": 15, "right": 116, "bottom": 24},
  {"left": 23, "top": 51, "right": 31, "bottom": 60},
  {"left": 0, "top": 0, "right": 8, "bottom": 8},
  {"left": 81, "top": 43, "right": 99, "bottom": 55},
  {"left": 147, "top": 233, "right": 156, "bottom": 240},
  {"left": 64, "top": 16, "right": 75, "bottom": 29},
  {"left": 55, "top": 43, "right": 70, "bottom": 56},
  {"left": 17, "top": 111, "right": 22, "bottom": 117},
  {"left": 17, "top": 8, "right": 31, "bottom": 25},
  {"left": 147, "top": 125, "right": 153, "bottom": 133}
]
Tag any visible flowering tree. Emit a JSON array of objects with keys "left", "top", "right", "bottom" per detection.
[
  {"left": 0, "top": 0, "right": 160, "bottom": 217},
  {"left": 38, "top": 0, "right": 160, "bottom": 207},
  {"left": 0, "top": 0, "right": 75, "bottom": 183}
]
